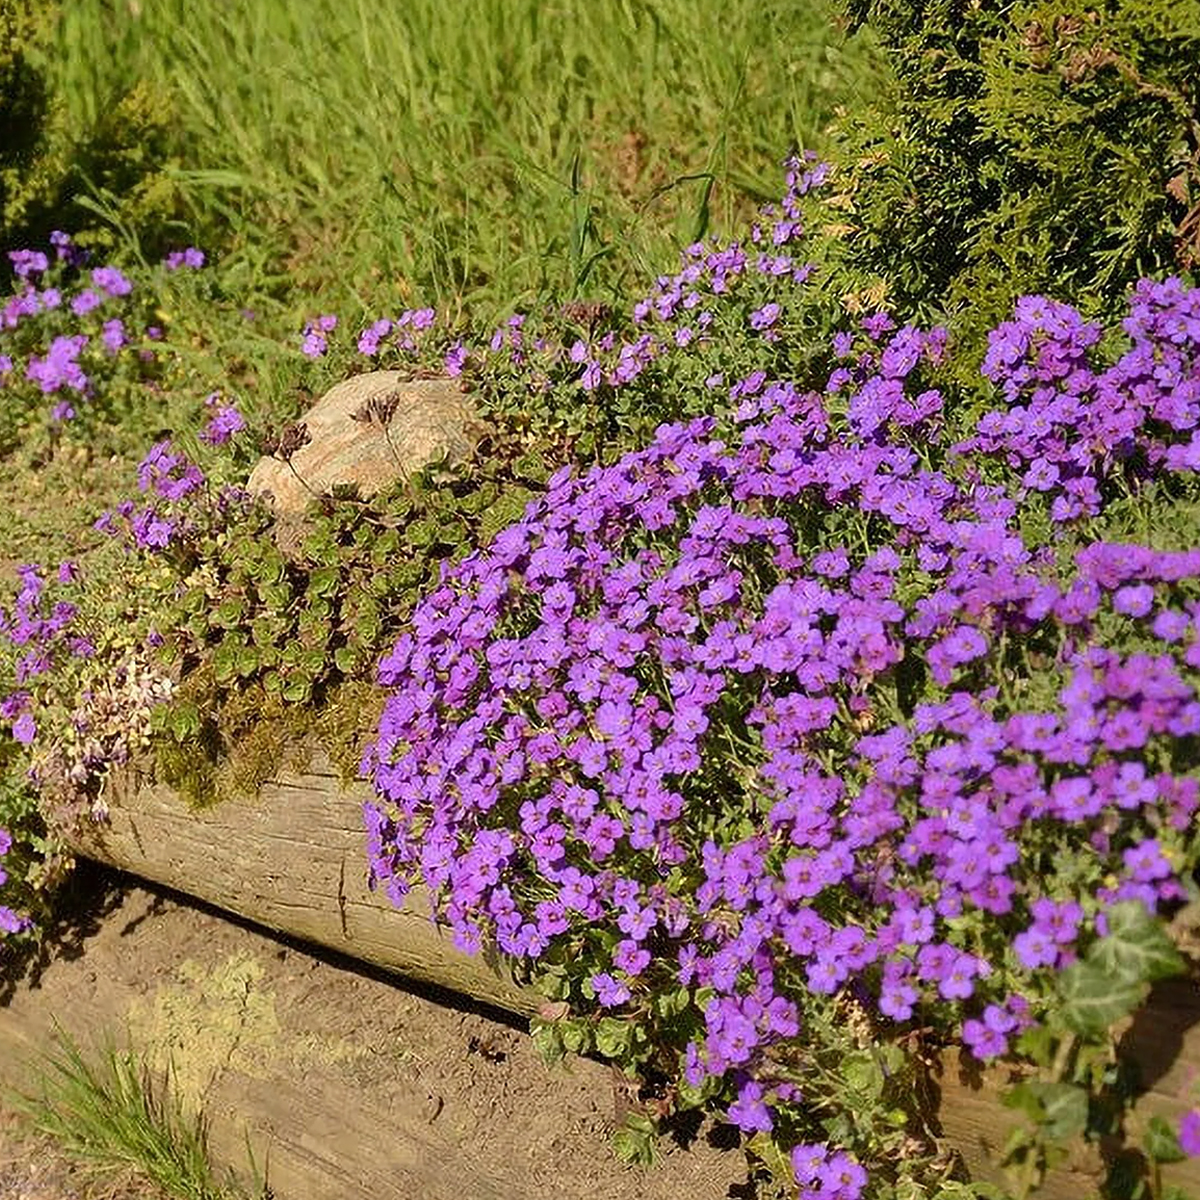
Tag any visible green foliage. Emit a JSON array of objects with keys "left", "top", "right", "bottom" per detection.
[
  {"left": 998, "top": 902, "right": 1190, "bottom": 1199},
  {"left": 0, "top": 1, "right": 50, "bottom": 229},
  {"left": 44, "top": 0, "right": 885, "bottom": 320},
  {"left": 828, "top": 0, "right": 1200, "bottom": 376},
  {"left": 143, "top": 418, "right": 568, "bottom": 807},
  {"left": 7, "top": 1023, "right": 266, "bottom": 1200},
  {"left": 0, "top": 2, "right": 188, "bottom": 261}
]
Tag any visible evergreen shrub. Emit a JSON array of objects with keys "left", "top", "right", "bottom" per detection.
[
  {"left": 0, "top": 0, "right": 185, "bottom": 263},
  {"left": 828, "top": 0, "right": 1200, "bottom": 374}
]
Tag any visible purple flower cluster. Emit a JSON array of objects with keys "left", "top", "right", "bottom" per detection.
[
  {"left": 356, "top": 307, "right": 438, "bottom": 358},
  {"left": 1181, "top": 1109, "right": 1200, "bottom": 1157},
  {"left": 1, "top": 563, "right": 91, "bottom": 749},
  {"left": 94, "top": 439, "right": 206, "bottom": 550},
  {"left": 960, "top": 280, "right": 1200, "bottom": 520},
  {"left": 25, "top": 333, "right": 89, "bottom": 399},
  {"left": 363, "top": 276, "right": 1200, "bottom": 1180},
  {"left": 0, "top": 827, "right": 29, "bottom": 936},
  {"left": 198, "top": 392, "right": 246, "bottom": 446},
  {"left": 549, "top": 153, "right": 825, "bottom": 394},
  {"left": 1, "top": 236, "right": 202, "bottom": 438},
  {"left": 301, "top": 313, "right": 338, "bottom": 357},
  {"left": 790, "top": 1144, "right": 868, "bottom": 1200},
  {"left": 163, "top": 247, "right": 206, "bottom": 271}
]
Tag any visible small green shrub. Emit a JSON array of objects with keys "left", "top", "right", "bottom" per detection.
[
  {"left": 0, "top": 1, "right": 188, "bottom": 263},
  {"left": 827, "top": 0, "right": 1200, "bottom": 374}
]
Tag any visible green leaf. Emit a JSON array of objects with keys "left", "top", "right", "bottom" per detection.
[
  {"left": 1027, "top": 1082, "right": 1089, "bottom": 1142},
  {"left": 212, "top": 641, "right": 238, "bottom": 684},
  {"left": 211, "top": 597, "right": 245, "bottom": 628},
  {"left": 235, "top": 645, "right": 259, "bottom": 677},
  {"left": 253, "top": 550, "right": 286, "bottom": 585},
  {"left": 168, "top": 701, "right": 201, "bottom": 741},
  {"left": 1145, "top": 1115, "right": 1187, "bottom": 1165},
  {"left": 181, "top": 585, "right": 208, "bottom": 613},
  {"left": 1089, "top": 902, "right": 1186, "bottom": 985},
  {"left": 1058, "top": 961, "right": 1146, "bottom": 1036},
  {"left": 530, "top": 1019, "right": 565, "bottom": 1066},
  {"left": 1002, "top": 1081, "right": 1045, "bottom": 1123},
  {"left": 560, "top": 1021, "right": 591, "bottom": 1055},
  {"left": 309, "top": 565, "right": 341, "bottom": 597},
  {"left": 843, "top": 1049, "right": 885, "bottom": 1101},
  {"left": 405, "top": 518, "right": 438, "bottom": 547},
  {"left": 301, "top": 649, "right": 327, "bottom": 676},
  {"left": 282, "top": 678, "right": 311, "bottom": 704},
  {"left": 260, "top": 582, "right": 292, "bottom": 610},
  {"left": 652, "top": 986, "right": 691, "bottom": 1020},
  {"left": 594, "top": 1017, "right": 634, "bottom": 1059},
  {"left": 612, "top": 1113, "right": 656, "bottom": 1166},
  {"left": 745, "top": 1132, "right": 793, "bottom": 1184},
  {"left": 676, "top": 1073, "right": 717, "bottom": 1111}
]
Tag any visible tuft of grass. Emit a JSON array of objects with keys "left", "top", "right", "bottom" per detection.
[
  {"left": 45, "top": 0, "right": 885, "bottom": 323},
  {"left": 7, "top": 1023, "right": 268, "bottom": 1200}
]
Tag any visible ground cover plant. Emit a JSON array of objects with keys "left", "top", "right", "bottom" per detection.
[
  {"left": 2, "top": 152, "right": 1199, "bottom": 1196},
  {"left": 360, "top": 264, "right": 1200, "bottom": 1194},
  {"left": 2, "top": 1, "right": 1200, "bottom": 1196}
]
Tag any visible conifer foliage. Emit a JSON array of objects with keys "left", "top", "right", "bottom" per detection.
[{"left": 832, "top": 0, "right": 1200, "bottom": 350}]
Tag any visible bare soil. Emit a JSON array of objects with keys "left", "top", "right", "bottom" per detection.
[
  {"left": 0, "top": 1105, "right": 166, "bottom": 1200},
  {"left": 0, "top": 866, "right": 750, "bottom": 1200}
]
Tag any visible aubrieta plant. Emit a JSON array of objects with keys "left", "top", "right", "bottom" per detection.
[
  {"left": 1, "top": 156, "right": 1199, "bottom": 1197},
  {"left": 0, "top": 233, "right": 209, "bottom": 457},
  {"left": 362, "top": 275, "right": 1200, "bottom": 1197}
]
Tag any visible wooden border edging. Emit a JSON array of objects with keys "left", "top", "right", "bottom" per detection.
[
  {"left": 65, "top": 755, "right": 1200, "bottom": 1198},
  {"left": 68, "top": 754, "right": 537, "bottom": 1017}
]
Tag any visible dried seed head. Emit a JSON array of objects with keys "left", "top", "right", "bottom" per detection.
[
  {"left": 560, "top": 300, "right": 614, "bottom": 332},
  {"left": 268, "top": 421, "right": 311, "bottom": 461}
]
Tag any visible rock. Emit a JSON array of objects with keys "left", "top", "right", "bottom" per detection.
[{"left": 247, "top": 371, "right": 481, "bottom": 515}]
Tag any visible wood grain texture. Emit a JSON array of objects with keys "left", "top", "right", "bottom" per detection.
[
  {"left": 933, "top": 974, "right": 1200, "bottom": 1199},
  {"left": 65, "top": 761, "right": 1200, "bottom": 1197},
  {"left": 68, "top": 755, "right": 537, "bottom": 1017}
]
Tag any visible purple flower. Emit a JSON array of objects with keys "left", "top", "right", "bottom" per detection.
[
  {"left": 70, "top": 289, "right": 102, "bottom": 316},
  {"left": 749, "top": 302, "right": 781, "bottom": 331},
  {"left": 164, "top": 246, "right": 206, "bottom": 269},
  {"left": 591, "top": 972, "right": 631, "bottom": 1007},
  {"left": 0, "top": 906, "right": 28, "bottom": 935},
  {"left": 1180, "top": 1110, "right": 1200, "bottom": 1157},
  {"left": 10, "top": 712, "right": 36, "bottom": 745},
  {"left": 101, "top": 318, "right": 127, "bottom": 353},
  {"left": 8, "top": 248, "right": 48, "bottom": 278},
  {"left": 91, "top": 266, "right": 132, "bottom": 297},
  {"left": 199, "top": 401, "right": 246, "bottom": 445}
]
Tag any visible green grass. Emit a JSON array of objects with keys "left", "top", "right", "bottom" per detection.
[
  {"left": 0, "top": 0, "right": 886, "bottom": 570},
  {"left": 7, "top": 1024, "right": 266, "bottom": 1200},
  {"left": 48, "top": 0, "right": 885, "bottom": 324}
]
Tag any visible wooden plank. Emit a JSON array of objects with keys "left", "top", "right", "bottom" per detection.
[
  {"left": 65, "top": 759, "right": 1200, "bottom": 1196},
  {"left": 0, "top": 885, "right": 744, "bottom": 1200},
  {"left": 934, "top": 974, "right": 1200, "bottom": 1199},
  {"left": 68, "top": 754, "right": 537, "bottom": 1017}
]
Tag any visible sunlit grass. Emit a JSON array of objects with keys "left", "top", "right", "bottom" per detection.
[
  {"left": 7, "top": 1024, "right": 267, "bottom": 1200},
  {"left": 50, "top": 0, "right": 885, "bottom": 323}
]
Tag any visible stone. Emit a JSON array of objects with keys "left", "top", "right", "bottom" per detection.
[{"left": 247, "top": 371, "right": 482, "bottom": 515}]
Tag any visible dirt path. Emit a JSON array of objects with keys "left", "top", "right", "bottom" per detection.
[{"left": 0, "top": 866, "right": 748, "bottom": 1200}]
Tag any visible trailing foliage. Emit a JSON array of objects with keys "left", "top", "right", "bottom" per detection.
[
  {"left": 827, "top": 0, "right": 1200, "bottom": 374},
  {"left": 363, "top": 270, "right": 1200, "bottom": 1196}
]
